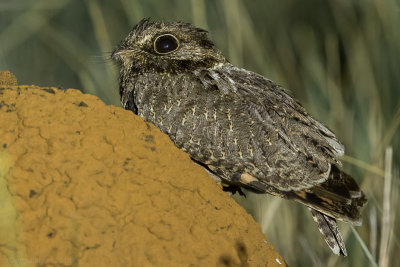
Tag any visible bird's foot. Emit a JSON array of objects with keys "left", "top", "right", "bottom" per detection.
[{"left": 222, "top": 185, "right": 246, "bottom": 198}]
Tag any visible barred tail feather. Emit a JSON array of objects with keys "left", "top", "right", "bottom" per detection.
[
  {"left": 291, "top": 165, "right": 367, "bottom": 224},
  {"left": 310, "top": 208, "right": 347, "bottom": 256}
]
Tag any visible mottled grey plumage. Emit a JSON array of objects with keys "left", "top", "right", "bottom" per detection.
[{"left": 112, "top": 18, "right": 366, "bottom": 256}]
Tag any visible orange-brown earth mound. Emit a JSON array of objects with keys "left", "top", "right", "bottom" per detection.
[{"left": 0, "top": 71, "right": 285, "bottom": 266}]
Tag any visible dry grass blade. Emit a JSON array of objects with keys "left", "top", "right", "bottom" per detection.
[
  {"left": 350, "top": 226, "right": 378, "bottom": 267},
  {"left": 388, "top": 169, "right": 399, "bottom": 259},
  {"left": 341, "top": 155, "right": 384, "bottom": 177},
  {"left": 378, "top": 147, "right": 393, "bottom": 267},
  {"left": 379, "top": 108, "right": 400, "bottom": 158},
  {"left": 369, "top": 206, "right": 378, "bottom": 261}
]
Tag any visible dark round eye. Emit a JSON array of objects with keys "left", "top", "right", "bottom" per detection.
[{"left": 154, "top": 34, "right": 179, "bottom": 54}]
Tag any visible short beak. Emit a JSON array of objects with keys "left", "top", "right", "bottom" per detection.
[
  {"left": 111, "top": 47, "right": 138, "bottom": 61},
  {"left": 111, "top": 49, "right": 124, "bottom": 61}
]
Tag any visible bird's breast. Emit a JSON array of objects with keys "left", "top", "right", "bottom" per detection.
[{"left": 131, "top": 72, "right": 258, "bottom": 174}]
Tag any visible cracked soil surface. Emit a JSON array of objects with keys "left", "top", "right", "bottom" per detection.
[{"left": 0, "top": 71, "right": 285, "bottom": 266}]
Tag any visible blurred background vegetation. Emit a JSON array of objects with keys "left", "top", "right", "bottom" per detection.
[{"left": 1, "top": 0, "right": 399, "bottom": 266}]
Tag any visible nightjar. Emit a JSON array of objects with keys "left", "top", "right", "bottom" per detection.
[{"left": 112, "top": 18, "right": 366, "bottom": 256}]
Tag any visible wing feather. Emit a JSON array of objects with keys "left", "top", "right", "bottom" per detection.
[{"left": 196, "top": 64, "right": 345, "bottom": 191}]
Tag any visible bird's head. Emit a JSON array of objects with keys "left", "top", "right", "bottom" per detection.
[{"left": 112, "top": 18, "right": 226, "bottom": 74}]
